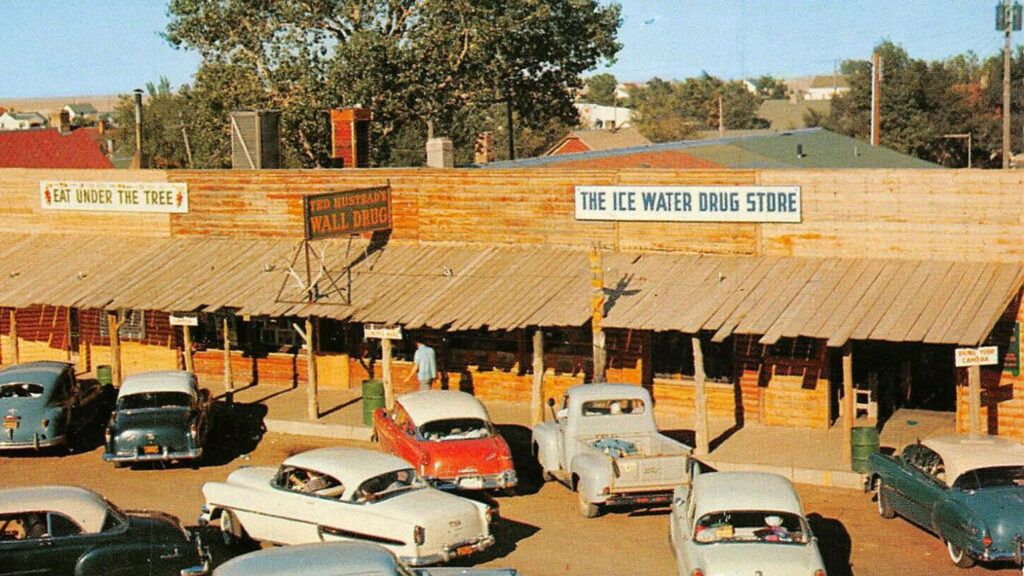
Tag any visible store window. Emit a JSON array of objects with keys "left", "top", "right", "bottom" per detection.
[
  {"left": 652, "top": 332, "right": 732, "bottom": 382},
  {"left": 99, "top": 309, "right": 146, "bottom": 340}
]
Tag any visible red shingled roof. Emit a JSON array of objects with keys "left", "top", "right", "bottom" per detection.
[
  {"left": 551, "top": 149, "right": 723, "bottom": 169},
  {"left": 0, "top": 128, "right": 112, "bottom": 169}
]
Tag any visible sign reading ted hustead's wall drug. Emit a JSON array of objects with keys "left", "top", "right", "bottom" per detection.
[
  {"left": 41, "top": 181, "right": 188, "bottom": 213},
  {"left": 574, "top": 185, "right": 802, "bottom": 223},
  {"left": 303, "top": 185, "right": 392, "bottom": 240}
]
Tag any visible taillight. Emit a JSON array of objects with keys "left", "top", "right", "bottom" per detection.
[
  {"left": 414, "top": 525, "right": 425, "bottom": 545},
  {"left": 486, "top": 506, "right": 496, "bottom": 524},
  {"left": 189, "top": 422, "right": 198, "bottom": 438},
  {"left": 813, "top": 570, "right": 826, "bottom": 576},
  {"left": 104, "top": 428, "right": 111, "bottom": 443},
  {"left": 691, "top": 569, "right": 704, "bottom": 576},
  {"left": 983, "top": 535, "right": 993, "bottom": 548}
]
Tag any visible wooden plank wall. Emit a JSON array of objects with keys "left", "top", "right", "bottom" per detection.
[{"left": 3, "top": 167, "right": 1023, "bottom": 260}]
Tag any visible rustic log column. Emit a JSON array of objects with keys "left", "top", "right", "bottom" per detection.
[
  {"left": 222, "top": 317, "right": 233, "bottom": 404},
  {"left": 590, "top": 245, "right": 606, "bottom": 383},
  {"left": 531, "top": 329, "right": 545, "bottom": 426},
  {"left": 182, "top": 325, "right": 195, "bottom": 373},
  {"left": 65, "top": 307, "right": 73, "bottom": 361},
  {"left": 968, "top": 364, "right": 982, "bottom": 436},
  {"left": 9, "top": 309, "right": 19, "bottom": 365},
  {"left": 381, "top": 337, "right": 394, "bottom": 410},
  {"left": 842, "top": 344, "right": 854, "bottom": 465},
  {"left": 107, "top": 311, "right": 122, "bottom": 387},
  {"left": 306, "top": 316, "right": 319, "bottom": 421},
  {"left": 693, "top": 336, "right": 710, "bottom": 456}
]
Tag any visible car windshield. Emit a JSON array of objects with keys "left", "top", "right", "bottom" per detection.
[
  {"left": 117, "top": 392, "right": 191, "bottom": 410},
  {"left": 354, "top": 468, "right": 424, "bottom": 502},
  {"left": 955, "top": 465, "right": 1024, "bottom": 490},
  {"left": 693, "top": 510, "right": 810, "bottom": 545},
  {"left": 419, "top": 418, "right": 492, "bottom": 441},
  {"left": 0, "top": 383, "right": 45, "bottom": 399}
]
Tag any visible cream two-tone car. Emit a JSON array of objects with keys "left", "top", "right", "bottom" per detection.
[
  {"left": 200, "top": 447, "right": 494, "bottom": 566},
  {"left": 669, "top": 471, "right": 826, "bottom": 576}
]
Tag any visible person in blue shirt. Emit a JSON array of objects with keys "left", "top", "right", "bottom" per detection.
[{"left": 404, "top": 340, "right": 438, "bottom": 391}]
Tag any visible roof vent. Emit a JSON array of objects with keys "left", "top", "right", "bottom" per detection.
[{"left": 796, "top": 144, "right": 806, "bottom": 159}]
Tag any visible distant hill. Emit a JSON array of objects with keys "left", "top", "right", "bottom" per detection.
[{"left": 0, "top": 94, "right": 123, "bottom": 116}]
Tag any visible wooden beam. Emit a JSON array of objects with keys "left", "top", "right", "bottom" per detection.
[
  {"left": 306, "top": 316, "right": 319, "bottom": 421},
  {"left": 842, "top": 344, "right": 854, "bottom": 465},
  {"left": 107, "top": 311, "right": 122, "bottom": 387},
  {"left": 382, "top": 337, "right": 394, "bottom": 410},
  {"left": 590, "top": 245, "right": 606, "bottom": 383},
  {"left": 9, "top": 309, "right": 19, "bottom": 365},
  {"left": 693, "top": 336, "right": 709, "bottom": 456},
  {"left": 531, "top": 329, "right": 545, "bottom": 426},
  {"left": 223, "top": 317, "right": 233, "bottom": 403},
  {"left": 182, "top": 325, "right": 195, "bottom": 373},
  {"left": 968, "top": 364, "right": 981, "bottom": 436}
]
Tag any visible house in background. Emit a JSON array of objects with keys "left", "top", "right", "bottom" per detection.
[
  {"left": 63, "top": 103, "right": 99, "bottom": 123},
  {"left": 545, "top": 127, "right": 651, "bottom": 156},
  {"left": 0, "top": 127, "right": 113, "bottom": 168},
  {"left": 575, "top": 102, "right": 634, "bottom": 129},
  {"left": 0, "top": 111, "right": 48, "bottom": 130},
  {"left": 787, "top": 75, "right": 850, "bottom": 101}
]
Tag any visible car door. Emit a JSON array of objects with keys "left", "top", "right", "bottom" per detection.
[
  {"left": 271, "top": 467, "right": 334, "bottom": 544},
  {"left": 899, "top": 445, "right": 945, "bottom": 527},
  {"left": 0, "top": 511, "right": 88, "bottom": 576}
]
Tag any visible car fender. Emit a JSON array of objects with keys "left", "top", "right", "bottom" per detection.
[
  {"left": 76, "top": 543, "right": 156, "bottom": 576},
  {"left": 571, "top": 453, "right": 613, "bottom": 503},
  {"left": 532, "top": 422, "right": 561, "bottom": 472},
  {"left": 933, "top": 499, "right": 986, "bottom": 555}
]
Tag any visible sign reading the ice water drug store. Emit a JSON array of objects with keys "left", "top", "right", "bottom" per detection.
[
  {"left": 955, "top": 346, "right": 999, "bottom": 368},
  {"left": 41, "top": 181, "right": 188, "bottom": 213},
  {"left": 304, "top": 186, "right": 392, "bottom": 240},
  {"left": 574, "top": 185, "right": 801, "bottom": 223},
  {"left": 364, "top": 324, "right": 403, "bottom": 340}
]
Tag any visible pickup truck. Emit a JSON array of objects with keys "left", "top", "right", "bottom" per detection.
[{"left": 532, "top": 383, "right": 691, "bottom": 517}]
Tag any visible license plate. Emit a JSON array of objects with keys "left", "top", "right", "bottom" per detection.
[
  {"left": 456, "top": 545, "right": 474, "bottom": 557},
  {"left": 460, "top": 477, "right": 483, "bottom": 489},
  {"left": 142, "top": 445, "right": 160, "bottom": 454},
  {"left": 3, "top": 417, "right": 17, "bottom": 430}
]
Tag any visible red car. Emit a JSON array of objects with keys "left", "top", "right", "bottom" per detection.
[{"left": 373, "top": 390, "right": 517, "bottom": 491}]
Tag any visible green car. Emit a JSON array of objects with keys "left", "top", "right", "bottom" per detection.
[
  {"left": 868, "top": 434, "right": 1024, "bottom": 570},
  {"left": 0, "top": 361, "right": 104, "bottom": 451},
  {"left": 0, "top": 485, "right": 207, "bottom": 576},
  {"left": 103, "top": 371, "right": 212, "bottom": 467}
]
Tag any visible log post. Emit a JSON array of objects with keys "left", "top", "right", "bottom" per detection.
[
  {"left": 182, "top": 325, "right": 195, "bottom": 373},
  {"left": 107, "top": 311, "right": 122, "bottom": 387},
  {"left": 382, "top": 337, "right": 394, "bottom": 410},
  {"left": 65, "top": 307, "right": 73, "bottom": 362},
  {"left": 531, "top": 329, "right": 545, "bottom": 426},
  {"left": 842, "top": 343, "right": 854, "bottom": 465},
  {"left": 968, "top": 364, "right": 982, "bottom": 436},
  {"left": 590, "top": 245, "right": 606, "bottom": 383},
  {"left": 692, "top": 335, "right": 709, "bottom": 456},
  {"left": 222, "top": 317, "right": 233, "bottom": 404},
  {"left": 306, "top": 316, "right": 319, "bottom": 421},
  {"left": 9, "top": 309, "right": 19, "bottom": 365}
]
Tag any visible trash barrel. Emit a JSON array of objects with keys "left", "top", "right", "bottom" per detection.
[
  {"left": 96, "top": 365, "right": 113, "bottom": 387},
  {"left": 851, "top": 426, "right": 880, "bottom": 473},
  {"left": 362, "top": 379, "right": 386, "bottom": 426}
]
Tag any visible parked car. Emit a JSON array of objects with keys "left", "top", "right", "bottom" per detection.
[
  {"left": 669, "top": 470, "right": 826, "bottom": 576},
  {"left": 0, "top": 360, "right": 104, "bottom": 451},
  {"left": 103, "top": 370, "right": 212, "bottom": 467},
  {"left": 532, "top": 383, "right": 691, "bottom": 517},
  {"left": 373, "top": 390, "right": 517, "bottom": 491},
  {"left": 0, "top": 485, "right": 207, "bottom": 576},
  {"left": 213, "top": 541, "right": 516, "bottom": 576},
  {"left": 200, "top": 447, "right": 495, "bottom": 566},
  {"left": 869, "top": 434, "right": 1024, "bottom": 570}
]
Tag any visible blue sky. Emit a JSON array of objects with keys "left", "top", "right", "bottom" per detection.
[{"left": 0, "top": 1, "right": 1010, "bottom": 99}]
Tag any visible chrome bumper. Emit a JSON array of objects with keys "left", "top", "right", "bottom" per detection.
[
  {"left": 427, "top": 470, "right": 518, "bottom": 491},
  {"left": 104, "top": 447, "right": 202, "bottom": 463},
  {"left": 402, "top": 534, "right": 495, "bottom": 566},
  {"left": 0, "top": 434, "right": 66, "bottom": 451}
]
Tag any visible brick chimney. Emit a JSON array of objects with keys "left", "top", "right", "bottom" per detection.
[
  {"left": 330, "top": 108, "right": 372, "bottom": 168},
  {"left": 474, "top": 132, "right": 494, "bottom": 164}
]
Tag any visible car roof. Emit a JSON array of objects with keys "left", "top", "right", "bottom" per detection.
[
  {"left": 0, "top": 485, "right": 110, "bottom": 533},
  {"left": 0, "top": 361, "right": 70, "bottom": 389},
  {"left": 693, "top": 472, "right": 803, "bottom": 518},
  {"left": 922, "top": 434, "right": 1024, "bottom": 484},
  {"left": 118, "top": 371, "right": 197, "bottom": 398},
  {"left": 283, "top": 448, "right": 411, "bottom": 487},
  {"left": 214, "top": 542, "right": 400, "bottom": 576},
  {"left": 398, "top": 390, "right": 490, "bottom": 425},
  {"left": 565, "top": 383, "right": 652, "bottom": 402}
]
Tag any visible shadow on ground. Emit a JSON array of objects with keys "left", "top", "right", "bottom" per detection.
[
  {"left": 496, "top": 424, "right": 544, "bottom": 495},
  {"left": 807, "top": 513, "right": 852, "bottom": 576}
]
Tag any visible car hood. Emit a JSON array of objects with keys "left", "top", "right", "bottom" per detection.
[
  {"left": 694, "top": 542, "right": 825, "bottom": 575},
  {"left": 421, "top": 436, "right": 513, "bottom": 477}
]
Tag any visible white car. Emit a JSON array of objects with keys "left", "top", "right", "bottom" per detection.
[
  {"left": 200, "top": 447, "right": 494, "bottom": 566},
  {"left": 669, "top": 471, "right": 827, "bottom": 576}
]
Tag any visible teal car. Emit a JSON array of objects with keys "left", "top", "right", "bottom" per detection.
[
  {"left": 0, "top": 361, "right": 104, "bottom": 451},
  {"left": 103, "top": 371, "right": 212, "bottom": 467},
  {"left": 868, "top": 434, "right": 1024, "bottom": 570}
]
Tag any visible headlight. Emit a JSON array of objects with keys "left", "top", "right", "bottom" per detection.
[{"left": 414, "top": 525, "right": 425, "bottom": 545}]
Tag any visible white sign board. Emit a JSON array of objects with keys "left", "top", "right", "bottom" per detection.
[
  {"left": 574, "top": 185, "right": 801, "bottom": 223},
  {"left": 364, "top": 324, "right": 403, "bottom": 340},
  {"left": 955, "top": 346, "right": 999, "bottom": 367},
  {"left": 169, "top": 314, "right": 199, "bottom": 327},
  {"left": 41, "top": 181, "right": 189, "bottom": 213}
]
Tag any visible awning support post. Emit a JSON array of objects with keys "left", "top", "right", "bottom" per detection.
[
  {"left": 107, "top": 311, "right": 122, "bottom": 387},
  {"left": 968, "top": 363, "right": 982, "bottom": 436},
  {"left": 590, "top": 244, "right": 606, "bottom": 383},
  {"left": 693, "top": 335, "right": 710, "bottom": 456},
  {"left": 382, "top": 337, "right": 394, "bottom": 410},
  {"left": 306, "top": 316, "right": 319, "bottom": 421},
  {"left": 223, "top": 317, "right": 233, "bottom": 404},
  {"left": 842, "top": 343, "right": 854, "bottom": 466},
  {"left": 531, "top": 328, "right": 545, "bottom": 426},
  {"left": 9, "top": 309, "right": 19, "bottom": 365},
  {"left": 182, "top": 324, "right": 195, "bottom": 373}
]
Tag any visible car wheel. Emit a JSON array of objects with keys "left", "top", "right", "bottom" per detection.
[
  {"left": 577, "top": 488, "right": 600, "bottom": 518},
  {"left": 946, "top": 540, "right": 976, "bottom": 568},
  {"left": 113, "top": 461, "right": 127, "bottom": 469},
  {"left": 220, "top": 510, "right": 251, "bottom": 549},
  {"left": 876, "top": 480, "right": 895, "bottom": 519}
]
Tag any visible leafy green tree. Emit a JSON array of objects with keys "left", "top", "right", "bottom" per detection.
[
  {"left": 753, "top": 75, "right": 788, "bottom": 99},
  {"left": 632, "top": 74, "right": 766, "bottom": 143},
  {"left": 112, "top": 77, "right": 192, "bottom": 168},
  {"left": 631, "top": 78, "right": 698, "bottom": 142},
  {"left": 586, "top": 73, "right": 619, "bottom": 106}
]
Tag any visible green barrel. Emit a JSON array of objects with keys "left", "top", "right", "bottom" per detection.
[
  {"left": 96, "top": 365, "right": 113, "bottom": 387},
  {"left": 851, "top": 426, "right": 880, "bottom": 473},
  {"left": 362, "top": 379, "right": 386, "bottom": 426}
]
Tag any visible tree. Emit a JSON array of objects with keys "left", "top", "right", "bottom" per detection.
[
  {"left": 111, "top": 77, "right": 191, "bottom": 168},
  {"left": 586, "top": 73, "right": 619, "bottom": 106},
  {"left": 753, "top": 75, "right": 788, "bottom": 99},
  {"left": 631, "top": 74, "right": 766, "bottom": 143},
  {"left": 164, "top": 0, "right": 622, "bottom": 167}
]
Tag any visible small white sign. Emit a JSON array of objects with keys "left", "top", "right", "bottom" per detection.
[
  {"left": 41, "top": 181, "right": 189, "bottom": 213},
  {"left": 574, "top": 185, "right": 801, "bottom": 223},
  {"left": 955, "top": 346, "right": 999, "bottom": 367},
  {"left": 169, "top": 314, "right": 199, "bottom": 327},
  {"left": 364, "top": 324, "right": 403, "bottom": 340}
]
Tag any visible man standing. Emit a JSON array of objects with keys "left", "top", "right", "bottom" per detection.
[{"left": 405, "top": 339, "right": 437, "bottom": 391}]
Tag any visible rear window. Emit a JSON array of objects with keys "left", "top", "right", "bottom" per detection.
[
  {"left": 419, "top": 418, "right": 492, "bottom": 441},
  {"left": 117, "top": 392, "right": 191, "bottom": 410},
  {"left": 0, "top": 383, "right": 44, "bottom": 399},
  {"left": 694, "top": 510, "right": 810, "bottom": 545},
  {"left": 955, "top": 465, "right": 1024, "bottom": 490},
  {"left": 581, "top": 398, "right": 646, "bottom": 416}
]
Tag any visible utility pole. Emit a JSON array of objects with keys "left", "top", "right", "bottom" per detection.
[
  {"left": 1004, "top": 0, "right": 1013, "bottom": 168},
  {"left": 870, "top": 52, "right": 882, "bottom": 147}
]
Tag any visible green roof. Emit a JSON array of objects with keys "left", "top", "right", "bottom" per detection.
[{"left": 727, "top": 130, "right": 940, "bottom": 169}]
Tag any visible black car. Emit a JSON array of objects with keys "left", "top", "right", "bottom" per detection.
[{"left": 0, "top": 485, "right": 207, "bottom": 576}]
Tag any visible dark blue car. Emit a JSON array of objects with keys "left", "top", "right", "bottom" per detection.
[{"left": 0, "top": 361, "right": 103, "bottom": 451}]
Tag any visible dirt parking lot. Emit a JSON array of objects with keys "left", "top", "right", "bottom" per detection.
[{"left": 2, "top": 426, "right": 1021, "bottom": 576}]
